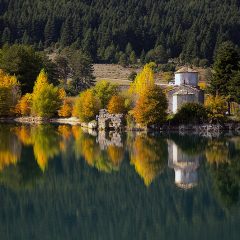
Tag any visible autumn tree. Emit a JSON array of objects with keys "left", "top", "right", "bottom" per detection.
[
  {"left": 107, "top": 95, "right": 127, "bottom": 114},
  {"left": 132, "top": 85, "right": 168, "bottom": 127},
  {"left": 129, "top": 63, "right": 155, "bottom": 96},
  {"left": 74, "top": 89, "right": 101, "bottom": 122},
  {"left": 205, "top": 95, "right": 228, "bottom": 122},
  {"left": 93, "top": 80, "right": 119, "bottom": 108},
  {"left": 31, "top": 69, "right": 62, "bottom": 117},
  {"left": 58, "top": 99, "right": 73, "bottom": 118},
  {"left": 15, "top": 93, "right": 32, "bottom": 116},
  {"left": 0, "top": 69, "right": 20, "bottom": 116}
]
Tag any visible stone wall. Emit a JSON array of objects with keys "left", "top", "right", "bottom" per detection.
[{"left": 97, "top": 109, "right": 125, "bottom": 130}]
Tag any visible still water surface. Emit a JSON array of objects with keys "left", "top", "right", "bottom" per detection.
[{"left": 0, "top": 124, "right": 240, "bottom": 240}]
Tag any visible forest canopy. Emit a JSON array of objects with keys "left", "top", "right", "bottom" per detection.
[{"left": 0, "top": 0, "right": 239, "bottom": 63}]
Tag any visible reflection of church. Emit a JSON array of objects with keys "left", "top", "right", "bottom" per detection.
[{"left": 168, "top": 140, "right": 200, "bottom": 189}]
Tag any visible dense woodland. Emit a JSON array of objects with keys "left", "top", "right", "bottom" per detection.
[{"left": 0, "top": 0, "right": 240, "bottom": 63}]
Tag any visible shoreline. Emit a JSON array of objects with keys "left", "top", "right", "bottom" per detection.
[{"left": 0, "top": 117, "right": 240, "bottom": 135}]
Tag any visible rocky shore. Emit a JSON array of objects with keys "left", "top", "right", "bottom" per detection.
[{"left": 0, "top": 116, "right": 240, "bottom": 135}]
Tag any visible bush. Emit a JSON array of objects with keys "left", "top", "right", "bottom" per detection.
[{"left": 172, "top": 103, "right": 209, "bottom": 124}]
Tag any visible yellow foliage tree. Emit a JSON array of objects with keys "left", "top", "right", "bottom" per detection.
[
  {"left": 205, "top": 95, "right": 228, "bottom": 122},
  {"left": 132, "top": 85, "right": 168, "bottom": 126},
  {"left": 107, "top": 95, "right": 127, "bottom": 114},
  {"left": 74, "top": 89, "right": 101, "bottom": 122},
  {"left": 129, "top": 63, "right": 155, "bottom": 96},
  {"left": 31, "top": 69, "right": 62, "bottom": 117},
  {"left": 0, "top": 69, "right": 20, "bottom": 116},
  {"left": 15, "top": 93, "right": 32, "bottom": 116}
]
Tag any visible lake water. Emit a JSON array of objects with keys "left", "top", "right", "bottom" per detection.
[{"left": 0, "top": 123, "right": 239, "bottom": 240}]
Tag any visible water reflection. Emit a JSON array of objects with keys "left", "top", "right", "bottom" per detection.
[
  {"left": 0, "top": 124, "right": 240, "bottom": 239},
  {"left": 0, "top": 124, "right": 239, "bottom": 193}
]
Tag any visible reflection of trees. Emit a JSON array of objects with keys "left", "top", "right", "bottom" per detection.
[
  {"left": 58, "top": 125, "right": 72, "bottom": 152},
  {"left": 169, "top": 134, "right": 208, "bottom": 156},
  {"left": 107, "top": 146, "right": 124, "bottom": 168},
  {"left": 207, "top": 138, "right": 240, "bottom": 207},
  {"left": 73, "top": 127, "right": 123, "bottom": 172},
  {"left": 31, "top": 125, "right": 60, "bottom": 171},
  {"left": 130, "top": 134, "right": 167, "bottom": 186},
  {"left": 15, "top": 125, "right": 61, "bottom": 172},
  {"left": 14, "top": 125, "right": 33, "bottom": 145},
  {"left": 206, "top": 140, "right": 230, "bottom": 165},
  {"left": 0, "top": 125, "right": 21, "bottom": 171}
]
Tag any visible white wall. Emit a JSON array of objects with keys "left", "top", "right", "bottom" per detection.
[
  {"left": 172, "top": 94, "right": 196, "bottom": 113},
  {"left": 175, "top": 72, "right": 198, "bottom": 86}
]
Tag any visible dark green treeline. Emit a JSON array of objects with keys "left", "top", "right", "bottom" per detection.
[{"left": 0, "top": 0, "right": 240, "bottom": 63}]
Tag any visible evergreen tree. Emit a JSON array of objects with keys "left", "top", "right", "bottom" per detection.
[
  {"left": 208, "top": 41, "right": 240, "bottom": 113},
  {"left": 129, "top": 51, "right": 137, "bottom": 64},
  {"left": 60, "top": 18, "right": 73, "bottom": 47},
  {"left": 1, "top": 27, "right": 11, "bottom": 44},
  {"left": 44, "top": 17, "right": 57, "bottom": 47}
]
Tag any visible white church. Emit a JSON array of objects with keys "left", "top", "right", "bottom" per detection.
[{"left": 167, "top": 67, "right": 204, "bottom": 113}]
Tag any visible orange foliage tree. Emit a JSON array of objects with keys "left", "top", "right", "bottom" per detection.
[
  {"left": 107, "top": 95, "right": 127, "bottom": 114},
  {"left": 15, "top": 93, "right": 32, "bottom": 116},
  {"left": 58, "top": 99, "right": 73, "bottom": 117},
  {"left": 132, "top": 85, "right": 168, "bottom": 127}
]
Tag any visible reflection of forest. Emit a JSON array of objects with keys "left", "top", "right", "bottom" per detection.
[
  {"left": 0, "top": 124, "right": 240, "bottom": 239},
  {"left": 0, "top": 124, "right": 239, "bottom": 202}
]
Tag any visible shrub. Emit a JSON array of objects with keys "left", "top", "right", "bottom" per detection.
[{"left": 172, "top": 103, "right": 209, "bottom": 124}]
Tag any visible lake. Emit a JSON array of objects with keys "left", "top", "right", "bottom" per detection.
[{"left": 0, "top": 123, "right": 239, "bottom": 240}]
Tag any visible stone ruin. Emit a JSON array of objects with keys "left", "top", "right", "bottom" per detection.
[{"left": 97, "top": 109, "right": 125, "bottom": 131}]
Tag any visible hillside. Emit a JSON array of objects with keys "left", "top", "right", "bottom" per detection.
[{"left": 0, "top": 0, "right": 240, "bottom": 63}]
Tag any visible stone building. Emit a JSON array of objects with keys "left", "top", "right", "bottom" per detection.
[{"left": 167, "top": 67, "right": 204, "bottom": 113}]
